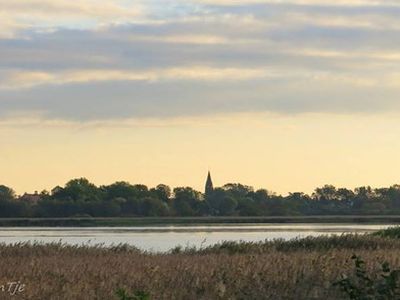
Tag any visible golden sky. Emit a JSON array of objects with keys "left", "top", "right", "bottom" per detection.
[{"left": 2, "top": 112, "right": 400, "bottom": 195}]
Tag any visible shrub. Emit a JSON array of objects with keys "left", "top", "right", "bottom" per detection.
[
  {"left": 116, "top": 288, "right": 150, "bottom": 300},
  {"left": 373, "top": 226, "right": 400, "bottom": 239},
  {"left": 334, "top": 255, "right": 400, "bottom": 300}
]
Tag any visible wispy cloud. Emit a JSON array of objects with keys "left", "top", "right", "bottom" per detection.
[
  {"left": 0, "top": 0, "right": 143, "bottom": 37},
  {"left": 1, "top": 67, "right": 273, "bottom": 89},
  {"left": 193, "top": 0, "right": 400, "bottom": 6}
]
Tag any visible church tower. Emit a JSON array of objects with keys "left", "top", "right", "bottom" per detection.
[{"left": 205, "top": 171, "right": 214, "bottom": 197}]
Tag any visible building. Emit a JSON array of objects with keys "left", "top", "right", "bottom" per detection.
[
  {"left": 19, "top": 192, "right": 41, "bottom": 204},
  {"left": 205, "top": 171, "right": 214, "bottom": 196}
]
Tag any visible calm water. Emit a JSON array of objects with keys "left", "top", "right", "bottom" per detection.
[{"left": 0, "top": 223, "right": 394, "bottom": 252}]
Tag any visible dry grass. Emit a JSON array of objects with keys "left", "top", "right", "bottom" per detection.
[{"left": 0, "top": 235, "right": 400, "bottom": 299}]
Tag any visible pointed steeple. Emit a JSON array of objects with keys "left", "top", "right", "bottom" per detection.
[{"left": 205, "top": 171, "right": 214, "bottom": 196}]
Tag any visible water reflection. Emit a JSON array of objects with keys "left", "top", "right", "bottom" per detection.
[{"left": 0, "top": 223, "right": 394, "bottom": 252}]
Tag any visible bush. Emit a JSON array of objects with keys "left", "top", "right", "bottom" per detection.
[
  {"left": 334, "top": 255, "right": 400, "bottom": 299},
  {"left": 116, "top": 288, "right": 150, "bottom": 300},
  {"left": 373, "top": 226, "right": 400, "bottom": 239}
]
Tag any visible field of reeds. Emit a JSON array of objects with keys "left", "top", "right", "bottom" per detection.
[{"left": 1, "top": 231, "right": 400, "bottom": 299}]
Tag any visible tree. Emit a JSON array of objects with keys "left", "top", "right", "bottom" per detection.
[
  {"left": 172, "top": 187, "right": 202, "bottom": 216},
  {"left": 384, "top": 185, "right": 400, "bottom": 209},
  {"left": 285, "top": 192, "right": 312, "bottom": 215},
  {"left": 172, "top": 199, "right": 195, "bottom": 216},
  {"left": 206, "top": 188, "right": 238, "bottom": 216},
  {"left": 84, "top": 200, "right": 121, "bottom": 217},
  {"left": 151, "top": 184, "right": 171, "bottom": 203},
  {"left": 0, "top": 185, "right": 15, "bottom": 201},
  {"left": 120, "top": 198, "right": 141, "bottom": 216},
  {"left": 313, "top": 185, "right": 338, "bottom": 202},
  {"left": 253, "top": 189, "right": 271, "bottom": 203},
  {"left": 219, "top": 196, "right": 238, "bottom": 215},
  {"left": 36, "top": 200, "right": 82, "bottom": 217},
  {"left": 237, "top": 197, "right": 260, "bottom": 216},
  {"left": 140, "top": 197, "right": 169, "bottom": 216},
  {"left": 53, "top": 178, "right": 103, "bottom": 202},
  {"left": 132, "top": 184, "right": 149, "bottom": 199},
  {"left": 353, "top": 186, "right": 374, "bottom": 210},
  {"left": 103, "top": 181, "right": 137, "bottom": 201},
  {"left": 222, "top": 183, "right": 254, "bottom": 199}
]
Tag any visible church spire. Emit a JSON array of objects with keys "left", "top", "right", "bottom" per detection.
[{"left": 205, "top": 171, "right": 214, "bottom": 196}]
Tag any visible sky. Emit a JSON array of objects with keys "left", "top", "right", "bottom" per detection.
[{"left": 1, "top": 0, "right": 400, "bottom": 195}]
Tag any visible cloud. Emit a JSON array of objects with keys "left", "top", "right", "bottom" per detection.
[
  {"left": 193, "top": 0, "right": 400, "bottom": 6},
  {"left": 1, "top": 0, "right": 400, "bottom": 123},
  {"left": 1, "top": 72, "right": 400, "bottom": 123},
  {"left": 0, "top": 0, "right": 143, "bottom": 37},
  {"left": 129, "top": 34, "right": 232, "bottom": 45},
  {"left": 0, "top": 0, "right": 141, "bottom": 17},
  {"left": 0, "top": 67, "right": 273, "bottom": 89}
]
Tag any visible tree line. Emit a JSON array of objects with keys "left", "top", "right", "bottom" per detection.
[{"left": 1, "top": 178, "right": 400, "bottom": 217}]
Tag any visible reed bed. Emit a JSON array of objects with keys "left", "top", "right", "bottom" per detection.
[{"left": 0, "top": 234, "right": 400, "bottom": 299}]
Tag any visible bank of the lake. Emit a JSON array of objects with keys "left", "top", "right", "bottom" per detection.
[{"left": 0, "top": 215, "right": 400, "bottom": 227}]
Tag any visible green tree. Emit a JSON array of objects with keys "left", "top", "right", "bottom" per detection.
[
  {"left": 103, "top": 181, "right": 137, "bottom": 201},
  {"left": 313, "top": 185, "right": 338, "bottom": 202},
  {"left": 219, "top": 196, "right": 238, "bottom": 215},
  {"left": 237, "top": 197, "right": 260, "bottom": 216},
  {"left": 223, "top": 183, "right": 254, "bottom": 199},
  {"left": 121, "top": 198, "right": 141, "bottom": 216},
  {"left": 172, "top": 187, "right": 202, "bottom": 216},
  {"left": 150, "top": 184, "right": 171, "bottom": 203},
  {"left": 140, "top": 197, "right": 169, "bottom": 216},
  {"left": 0, "top": 185, "right": 15, "bottom": 201},
  {"left": 206, "top": 188, "right": 238, "bottom": 216},
  {"left": 53, "top": 178, "right": 103, "bottom": 202}
]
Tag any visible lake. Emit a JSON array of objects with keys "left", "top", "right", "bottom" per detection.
[{"left": 0, "top": 223, "right": 394, "bottom": 252}]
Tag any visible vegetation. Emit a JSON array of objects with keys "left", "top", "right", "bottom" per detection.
[
  {"left": 334, "top": 255, "right": 400, "bottom": 300},
  {"left": 116, "top": 288, "right": 150, "bottom": 300},
  {"left": 0, "top": 232, "right": 400, "bottom": 299},
  {"left": 3, "top": 179, "right": 400, "bottom": 218},
  {"left": 373, "top": 226, "right": 400, "bottom": 239}
]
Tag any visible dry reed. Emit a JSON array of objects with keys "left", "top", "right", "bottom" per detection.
[{"left": 0, "top": 235, "right": 399, "bottom": 299}]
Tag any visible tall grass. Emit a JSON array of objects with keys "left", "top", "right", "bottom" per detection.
[
  {"left": 0, "top": 233, "right": 399, "bottom": 299},
  {"left": 373, "top": 226, "right": 400, "bottom": 239}
]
